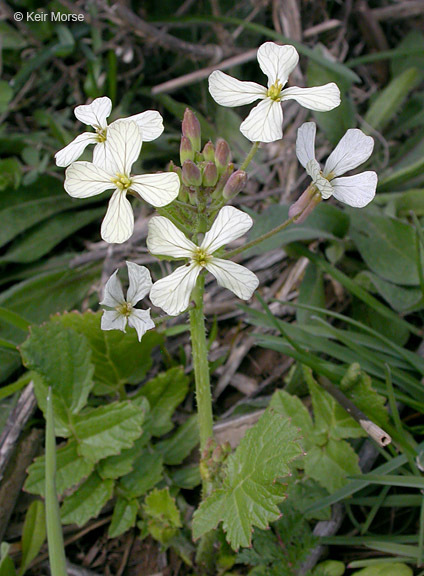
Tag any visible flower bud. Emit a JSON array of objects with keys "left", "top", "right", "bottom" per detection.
[
  {"left": 182, "top": 108, "right": 201, "bottom": 152},
  {"left": 182, "top": 160, "right": 202, "bottom": 187},
  {"left": 180, "top": 136, "right": 194, "bottom": 164},
  {"left": 202, "top": 162, "right": 218, "bottom": 187},
  {"left": 288, "top": 185, "right": 322, "bottom": 224},
  {"left": 168, "top": 160, "right": 182, "bottom": 180},
  {"left": 202, "top": 140, "right": 215, "bottom": 162},
  {"left": 222, "top": 169, "right": 247, "bottom": 200},
  {"left": 215, "top": 138, "right": 231, "bottom": 173},
  {"left": 212, "top": 163, "right": 234, "bottom": 199}
]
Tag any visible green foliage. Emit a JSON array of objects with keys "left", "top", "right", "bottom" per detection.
[
  {"left": 0, "top": 543, "right": 16, "bottom": 576},
  {"left": 60, "top": 473, "right": 114, "bottom": 527},
  {"left": 270, "top": 368, "right": 364, "bottom": 492},
  {"left": 351, "top": 564, "right": 412, "bottom": 576},
  {"left": 192, "top": 410, "right": 302, "bottom": 549},
  {"left": 19, "top": 500, "right": 46, "bottom": 576},
  {"left": 142, "top": 488, "right": 182, "bottom": 545}
]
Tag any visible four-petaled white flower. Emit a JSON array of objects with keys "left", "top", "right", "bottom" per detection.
[
  {"left": 64, "top": 121, "right": 180, "bottom": 244},
  {"left": 100, "top": 262, "right": 155, "bottom": 341},
  {"left": 55, "top": 96, "right": 164, "bottom": 168},
  {"left": 296, "top": 122, "right": 377, "bottom": 207},
  {"left": 147, "top": 206, "right": 259, "bottom": 316},
  {"left": 208, "top": 42, "right": 341, "bottom": 143}
]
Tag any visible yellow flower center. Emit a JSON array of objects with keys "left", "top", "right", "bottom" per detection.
[
  {"left": 193, "top": 248, "right": 210, "bottom": 267},
  {"left": 266, "top": 81, "right": 283, "bottom": 101},
  {"left": 116, "top": 302, "right": 133, "bottom": 317},
  {"left": 111, "top": 173, "right": 132, "bottom": 190},
  {"left": 96, "top": 128, "right": 107, "bottom": 143}
]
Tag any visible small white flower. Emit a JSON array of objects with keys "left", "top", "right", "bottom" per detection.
[
  {"left": 147, "top": 206, "right": 259, "bottom": 316},
  {"left": 64, "top": 121, "right": 180, "bottom": 244},
  {"left": 208, "top": 42, "right": 340, "bottom": 143},
  {"left": 296, "top": 122, "right": 377, "bottom": 207},
  {"left": 100, "top": 262, "right": 155, "bottom": 341},
  {"left": 55, "top": 96, "right": 164, "bottom": 168}
]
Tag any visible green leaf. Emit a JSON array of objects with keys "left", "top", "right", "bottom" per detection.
[
  {"left": 0, "top": 158, "right": 22, "bottom": 191},
  {"left": 315, "top": 560, "right": 345, "bottom": 576},
  {"left": 1, "top": 208, "right": 104, "bottom": 264},
  {"left": 73, "top": 401, "right": 145, "bottom": 463},
  {"left": 21, "top": 323, "right": 95, "bottom": 424},
  {"left": 170, "top": 465, "right": 201, "bottom": 489},
  {"left": 0, "top": 22, "right": 27, "bottom": 49},
  {"left": 305, "top": 439, "right": 361, "bottom": 493},
  {"left": 351, "top": 563, "right": 412, "bottom": 576},
  {"left": 108, "top": 497, "right": 139, "bottom": 538},
  {"left": 192, "top": 410, "right": 302, "bottom": 550},
  {"left": 356, "top": 271, "right": 422, "bottom": 313},
  {"left": 53, "top": 311, "right": 163, "bottom": 394},
  {"left": 364, "top": 68, "right": 421, "bottom": 132},
  {"left": 24, "top": 440, "right": 94, "bottom": 497},
  {"left": 60, "top": 473, "right": 114, "bottom": 526},
  {"left": 19, "top": 500, "right": 46, "bottom": 576},
  {"left": 155, "top": 414, "right": 199, "bottom": 465},
  {"left": 0, "top": 306, "right": 30, "bottom": 331},
  {"left": 144, "top": 487, "right": 182, "bottom": 545},
  {"left": 297, "top": 262, "right": 325, "bottom": 325},
  {"left": 341, "top": 365, "right": 389, "bottom": 427},
  {"left": 135, "top": 367, "right": 189, "bottom": 436},
  {"left": 119, "top": 449, "right": 164, "bottom": 499},
  {"left": 270, "top": 390, "right": 313, "bottom": 437},
  {"left": 349, "top": 208, "right": 423, "bottom": 286},
  {"left": 246, "top": 203, "right": 349, "bottom": 257},
  {"left": 0, "top": 542, "right": 16, "bottom": 576},
  {"left": 97, "top": 431, "right": 150, "bottom": 480}
]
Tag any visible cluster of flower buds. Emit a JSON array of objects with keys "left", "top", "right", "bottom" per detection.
[
  {"left": 172, "top": 108, "right": 248, "bottom": 205},
  {"left": 199, "top": 437, "right": 232, "bottom": 486}
]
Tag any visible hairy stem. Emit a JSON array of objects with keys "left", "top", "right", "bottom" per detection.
[
  {"left": 224, "top": 214, "right": 296, "bottom": 259},
  {"left": 189, "top": 275, "right": 213, "bottom": 453},
  {"left": 239, "top": 141, "right": 260, "bottom": 171}
]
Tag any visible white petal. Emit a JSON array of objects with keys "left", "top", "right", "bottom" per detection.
[
  {"left": 240, "top": 98, "right": 283, "bottom": 143},
  {"left": 206, "top": 258, "right": 259, "bottom": 300},
  {"left": 305, "top": 159, "right": 334, "bottom": 200},
  {"left": 281, "top": 83, "right": 341, "bottom": 111},
  {"left": 131, "top": 172, "right": 180, "bottom": 207},
  {"left": 331, "top": 172, "right": 377, "bottom": 208},
  {"left": 101, "top": 310, "right": 127, "bottom": 333},
  {"left": 296, "top": 122, "right": 317, "bottom": 169},
  {"left": 324, "top": 129, "right": 375, "bottom": 177},
  {"left": 208, "top": 70, "right": 266, "bottom": 107},
  {"left": 92, "top": 141, "right": 108, "bottom": 170},
  {"left": 101, "top": 189, "right": 134, "bottom": 244},
  {"left": 64, "top": 162, "right": 113, "bottom": 198},
  {"left": 119, "top": 110, "right": 164, "bottom": 142},
  {"left": 150, "top": 264, "right": 201, "bottom": 316},
  {"left": 201, "top": 206, "right": 253, "bottom": 254},
  {"left": 55, "top": 132, "right": 97, "bottom": 167},
  {"left": 147, "top": 216, "right": 196, "bottom": 258},
  {"left": 106, "top": 121, "right": 142, "bottom": 175},
  {"left": 74, "top": 97, "right": 112, "bottom": 129},
  {"left": 257, "top": 42, "right": 299, "bottom": 87},
  {"left": 126, "top": 262, "right": 152, "bottom": 305},
  {"left": 127, "top": 309, "right": 155, "bottom": 341},
  {"left": 100, "top": 269, "right": 125, "bottom": 307}
]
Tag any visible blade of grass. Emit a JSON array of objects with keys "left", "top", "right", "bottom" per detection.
[
  {"left": 360, "top": 485, "right": 390, "bottom": 534},
  {"left": 0, "top": 306, "right": 30, "bottom": 331},
  {"left": 0, "top": 373, "right": 32, "bottom": 401},
  {"left": 349, "top": 474, "right": 424, "bottom": 489},
  {"left": 419, "top": 496, "right": 424, "bottom": 565},
  {"left": 290, "top": 243, "right": 422, "bottom": 337},
  {"left": 45, "top": 388, "right": 67, "bottom": 576}
]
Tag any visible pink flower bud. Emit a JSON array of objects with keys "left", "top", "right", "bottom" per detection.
[
  {"left": 222, "top": 170, "right": 247, "bottom": 199},
  {"left": 182, "top": 160, "right": 202, "bottom": 187},
  {"left": 215, "top": 138, "right": 231, "bottom": 172},
  {"left": 202, "top": 140, "right": 215, "bottom": 162},
  {"left": 182, "top": 108, "right": 201, "bottom": 152},
  {"left": 180, "top": 136, "right": 194, "bottom": 164},
  {"left": 202, "top": 162, "right": 218, "bottom": 187},
  {"left": 288, "top": 186, "right": 322, "bottom": 224}
]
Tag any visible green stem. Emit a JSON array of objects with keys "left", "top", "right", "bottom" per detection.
[
  {"left": 189, "top": 275, "right": 213, "bottom": 453},
  {"left": 224, "top": 214, "right": 296, "bottom": 259},
  {"left": 239, "top": 141, "right": 260, "bottom": 171}
]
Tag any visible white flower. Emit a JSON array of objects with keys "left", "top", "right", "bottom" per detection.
[
  {"left": 208, "top": 42, "right": 340, "bottom": 143},
  {"left": 55, "top": 96, "right": 164, "bottom": 168},
  {"left": 147, "top": 206, "right": 259, "bottom": 316},
  {"left": 296, "top": 122, "right": 377, "bottom": 207},
  {"left": 100, "top": 262, "right": 155, "bottom": 341},
  {"left": 64, "top": 121, "right": 180, "bottom": 244}
]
